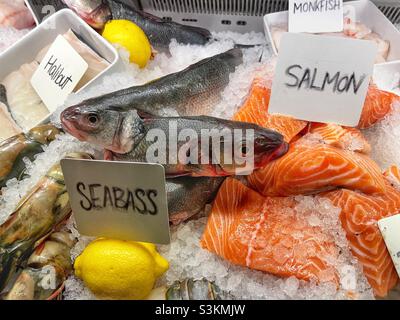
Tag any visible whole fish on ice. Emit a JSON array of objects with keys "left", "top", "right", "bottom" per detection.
[
  {"left": 60, "top": 0, "right": 211, "bottom": 49},
  {"left": 61, "top": 107, "right": 288, "bottom": 177},
  {"left": 68, "top": 48, "right": 243, "bottom": 117}
]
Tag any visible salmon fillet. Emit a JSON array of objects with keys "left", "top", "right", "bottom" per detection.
[
  {"left": 247, "top": 140, "right": 386, "bottom": 196},
  {"left": 358, "top": 85, "right": 398, "bottom": 129},
  {"left": 201, "top": 178, "right": 338, "bottom": 284},
  {"left": 201, "top": 178, "right": 339, "bottom": 284},
  {"left": 233, "top": 80, "right": 307, "bottom": 142},
  {"left": 308, "top": 123, "right": 371, "bottom": 154},
  {"left": 321, "top": 168, "right": 400, "bottom": 297}
]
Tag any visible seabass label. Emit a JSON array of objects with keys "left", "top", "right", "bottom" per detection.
[
  {"left": 76, "top": 182, "right": 158, "bottom": 215},
  {"left": 61, "top": 159, "right": 170, "bottom": 244}
]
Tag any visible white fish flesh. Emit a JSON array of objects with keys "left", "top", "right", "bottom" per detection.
[
  {"left": 271, "top": 18, "right": 390, "bottom": 63},
  {"left": 0, "top": 85, "right": 21, "bottom": 142},
  {"left": 36, "top": 29, "right": 109, "bottom": 91},
  {"left": 0, "top": 0, "right": 35, "bottom": 30},
  {"left": 1, "top": 62, "right": 49, "bottom": 130}
]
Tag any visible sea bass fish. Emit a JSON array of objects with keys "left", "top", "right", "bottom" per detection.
[
  {"left": 106, "top": 0, "right": 211, "bottom": 49},
  {"left": 61, "top": 108, "right": 288, "bottom": 177},
  {"left": 61, "top": 0, "right": 111, "bottom": 29},
  {"left": 68, "top": 48, "right": 243, "bottom": 117},
  {"left": 60, "top": 0, "right": 211, "bottom": 49},
  {"left": 167, "top": 177, "right": 224, "bottom": 225}
]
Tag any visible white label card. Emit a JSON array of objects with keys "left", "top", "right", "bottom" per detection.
[
  {"left": 61, "top": 159, "right": 171, "bottom": 245},
  {"left": 31, "top": 35, "right": 88, "bottom": 112},
  {"left": 378, "top": 214, "right": 400, "bottom": 277},
  {"left": 269, "top": 33, "right": 377, "bottom": 126},
  {"left": 288, "top": 0, "right": 344, "bottom": 33}
]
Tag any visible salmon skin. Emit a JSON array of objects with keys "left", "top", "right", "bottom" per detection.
[
  {"left": 201, "top": 178, "right": 339, "bottom": 285},
  {"left": 61, "top": 107, "right": 288, "bottom": 177},
  {"left": 69, "top": 49, "right": 243, "bottom": 117},
  {"left": 233, "top": 79, "right": 308, "bottom": 142},
  {"left": 321, "top": 167, "right": 400, "bottom": 297},
  {"left": 247, "top": 139, "right": 386, "bottom": 196}
]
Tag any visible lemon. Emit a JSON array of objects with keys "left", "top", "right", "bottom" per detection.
[
  {"left": 102, "top": 20, "right": 152, "bottom": 68},
  {"left": 74, "top": 239, "right": 169, "bottom": 300}
]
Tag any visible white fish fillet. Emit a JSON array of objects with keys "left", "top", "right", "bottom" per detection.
[
  {"left": 36, "top": 30, "right": 109, "bottom": 91},
  {"left": 271, "top": 18, "right": 390, "bottom": 63},
  {"left": 1, "top": 62, "right": 49, "bottom": 131},
  {"left": 0, "top": 101, "right": 21, "bottom": 141},
  {"left": 0, "top": 0, "right": 35, "bottom": 30}
]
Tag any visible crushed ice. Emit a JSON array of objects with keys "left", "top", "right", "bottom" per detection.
[{"left": 0, "top": 29, "right": 384, "bottom": 300}]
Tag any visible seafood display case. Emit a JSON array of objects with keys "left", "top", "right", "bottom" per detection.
[
  {"left": 1, "top": 0, "right": 400, "bottom": 302},
  {"left": 27, "top": 0, "right": 400, "bottom": 31}
]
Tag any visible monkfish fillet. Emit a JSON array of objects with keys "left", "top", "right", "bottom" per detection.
[
  {"left": 247, "top": 139, "right": 386, "bottom": 196},
  {"left": 233, "top": 79, "right": 307, "bottom": 142},
  {"left": 321, "top": 167, "right": 400, "bottom": 297},
  {"left": 201, "top": 177, "right": 339, "bottom": 284},
  {"left": 308, "top": 123, "right": 371, "bottom": 154}
]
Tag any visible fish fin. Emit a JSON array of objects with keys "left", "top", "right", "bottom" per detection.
[
  {"left": 0, "top": 84, "right": 7, "bottom": 105},
  {"left": 233, "top": 43, "right": 264, "bottom": 49},
  {"left": 132, "top": 109, "right": 158, "bottom": 120}
]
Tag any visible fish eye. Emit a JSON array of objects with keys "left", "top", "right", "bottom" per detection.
[
  {"left": 242, "top": 146, "right": 249, "bottom": 155},
  {"left": 87, "top": 113, "right": 99, "bottom": 124}
]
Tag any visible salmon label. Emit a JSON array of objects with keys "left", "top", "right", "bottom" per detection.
[
  {"left": 289, "top": 0, "right": 344, "bottom": 33},
  {"left": 61, "top": 158, "right": 170, "bottom": 244},
  {"left": 269, "top": 33, "right": 377, "bottom": 126},
  {"left": 31, "top": 35, "right": 88, "bottom": 112},
  {"left": 378, "top": 214, "right": 400, "bottom": 277}
]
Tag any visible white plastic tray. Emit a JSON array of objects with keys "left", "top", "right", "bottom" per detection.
[
  {"left": 0, "top": 9, "right": 122, "bottom": 128},
  {"left": 263, "top": 0, "right": 400, "bottom": 64}
]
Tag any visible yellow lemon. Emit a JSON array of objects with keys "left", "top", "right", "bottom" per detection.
[
  {"left": 102, "top": 19, "right": 152, "bottom": 68},
  {"left": 74, "top": 239, "right": 169, "bottom": 300}
]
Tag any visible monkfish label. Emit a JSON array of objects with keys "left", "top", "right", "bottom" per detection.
[
  {"left": 31, "top": 35, "right": 88, "bottom": 112},
  {"left": 289, "top": 0, "right": 344, "bottom": 33},
  {"left": 269, "top": 33, "right": 377, "bottom": 126},
  {"left": 61, "top": 159, "right": 170, "bottom": 244},
  {"left": 378, "top": 214, "right": 400, "bottom": 277}
]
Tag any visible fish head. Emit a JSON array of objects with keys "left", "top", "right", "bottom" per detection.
[
  {"left": 62, "top": 0, "right": 111, "bottom": 29},
  {"left": 61, "top": 105, "right": 144, "bottom": 153},
  {"left": 215, "top": 127, "right": 288, "bottom": 175}
]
